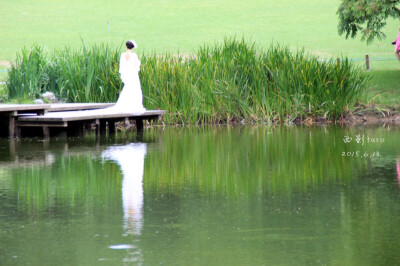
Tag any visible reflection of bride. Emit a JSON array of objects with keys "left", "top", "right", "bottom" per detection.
[
  {"left": 109, "top": 40, "right": 146, "bottom": 114},
  {"left": 102, "top": 143, "right": 147, "bottom": 236}
]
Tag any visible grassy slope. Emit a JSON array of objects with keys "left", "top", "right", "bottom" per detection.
[
  {"left": 0, "top": 0, "right": 399, "bottom": 105},
  {"left": 364, "top": 62, "right": 400, "bottom": 106}
]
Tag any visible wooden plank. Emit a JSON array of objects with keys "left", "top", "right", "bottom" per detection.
[
  {"left": 17, "top": 109, "right": 48, "bottom": 115},
  {"left": 18, "top": 110, "right": 166, "bottom": 122},
  {"left": 48, "top": 103, "right": 115, "bottom": 112},
  {"left": 0, "top": 104, "right": 49, "bottom": 114},
  {"left": 0, "top": 103, "right": 113, "bottom": 115},
  {"left": 17, "top": 121, "right": 68, "bottom": 127}
]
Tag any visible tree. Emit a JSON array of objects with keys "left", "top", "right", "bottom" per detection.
[{"left": 337, "top": 0, "right": 400, "bottom": 43}]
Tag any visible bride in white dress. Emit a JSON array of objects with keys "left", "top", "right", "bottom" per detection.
[
  {"left": 112, "top": 40, "right": 146, "bottom": 114},
  {"left": 42, "top": 40, "right": 146, "bottom": 121}
]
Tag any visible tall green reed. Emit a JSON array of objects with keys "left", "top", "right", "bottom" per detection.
[
  {"left": 7, "top": 43, "right": 122, "bottom": 102},
  {"left": 55, "top": 43, "right": 122, "bottom": 102},
  {"left": 7, "top": 39, "right": 368, "bottom": 123},
  {"left": 141, "top": 38, "right": 368, "bottom": 123},
  {"left": 7, "top": 45, "right": 48, "bottom": 99}
]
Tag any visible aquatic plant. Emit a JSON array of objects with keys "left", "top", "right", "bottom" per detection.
[
  {"left": 7, "top": 43, "right": 122, "bottom": 102},
  {"left": 7, "top": 45, "right": 49, "bottom": 99},
  {"left": 6, "top": 39, "right": 368, "bottom": 123},
  {"left": 141, "top": 39, "right": 368, "bottom": 123}
]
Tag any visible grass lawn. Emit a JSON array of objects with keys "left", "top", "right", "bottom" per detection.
[
  {"left": 367, "top": 75, "right": 400, "bottom": 107},
  {"left": 349, "top": 60, "right": 400, "bottom": 107},
  {"left": 0, "top": 0, "right": 399, "bottom": 105}
]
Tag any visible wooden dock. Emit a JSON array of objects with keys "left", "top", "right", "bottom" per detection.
[
  {"left": 0, "top": 103, "right": 165, "bottom": 138},
  {"left": 0, "top": 104, "right": 49, "bottom": 138}
]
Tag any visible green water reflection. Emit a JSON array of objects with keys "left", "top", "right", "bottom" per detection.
[{"left": 0, "top": 126, "right": 400, "bottom": 265}]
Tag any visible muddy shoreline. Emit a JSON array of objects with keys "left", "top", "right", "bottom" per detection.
[{"left": 294, "top": 105, "right": 400, "bottom": 126}]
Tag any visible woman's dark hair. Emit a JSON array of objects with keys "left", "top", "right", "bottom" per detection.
[{"left": 126, "top": 41, "right": 135, "bottom": 49}]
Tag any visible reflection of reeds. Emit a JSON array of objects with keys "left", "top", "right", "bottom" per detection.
[
  {"left": 7, "top": 39, "right": 368, "bottom": 123},
  {"left": 3, "top": 126, "right": 397, "bottom": 212},
  {"left": 144, "top": 127, "right": 376, "bottom": 198},
  {"left": 10, "top": 154, "right": 122, "bottom": 215}
]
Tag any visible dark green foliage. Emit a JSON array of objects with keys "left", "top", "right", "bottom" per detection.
[{"left": 337, "top": 0, "right": 400, "bottom": 43}]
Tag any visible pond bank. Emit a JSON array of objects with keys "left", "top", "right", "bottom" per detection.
[
  {"left": 290, "top": 105, "right": 400, "bottom": 126},
  {"left": 342, "top": 106, "right": 400, "bottom": 126}
]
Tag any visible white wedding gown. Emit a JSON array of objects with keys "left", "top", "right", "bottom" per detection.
[
  {"left": 103, "top": 143, "right": 146, "bottom": 262},
  {"left": 43, "top": 51, "right": 146, "bottom": 119},
  {"left": 102, "top": 143, "right": 147, "bottom": 236},
  {"left": 111, "top": 52, "right": 146, "bottom": 114}
]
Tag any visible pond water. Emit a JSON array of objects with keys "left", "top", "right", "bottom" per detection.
[{"left": 0, "top": 126, "right": 400, "bottom": 265}]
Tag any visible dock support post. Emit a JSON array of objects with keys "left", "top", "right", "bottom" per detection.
[
  {"left": 95, "top": 119, "right": 100, "bottom": 138},
  {"left": 16, "top": 127, "right": 21, "bottom": 138},
  {"left": 100, "top": 120, "right": 107, "bottom": 135},
  {"left": 9, "top": 116, "right": 15, "bottom": 138},
  {"left": 9, "top": 138, "right": 16, "bottom": 160},
  {"left": 109, "top": 121, "right": 116, "bottom": 134},
  {"left": 43, "top": 126, "right": 50, "bottom": 139},
  {"left": 77, "top": 124, "right": 84, "bottom": 137},
  {"left": 68, "top": 122, "right": 83, "bottom": 137},
  {"left": 136, "top": 119, "right": 144, "bottom": 131},
  {"left": 124, "top": 118, "right": 130, "bottom": 128}
]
